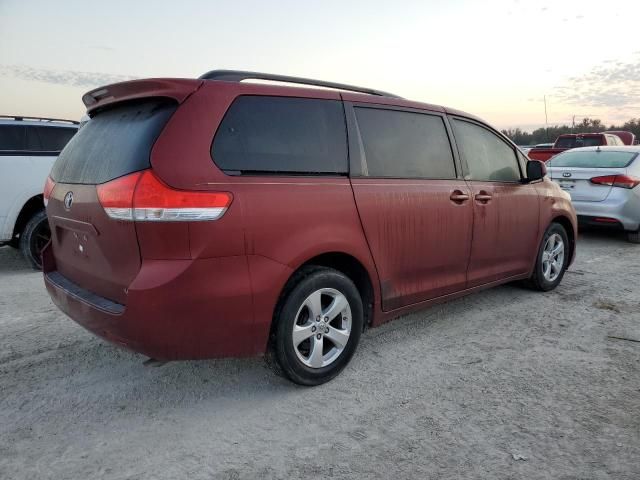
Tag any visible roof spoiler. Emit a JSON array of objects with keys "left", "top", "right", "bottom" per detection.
[{"left": 82, "top": 78, "right": 203, "bottom": 115}]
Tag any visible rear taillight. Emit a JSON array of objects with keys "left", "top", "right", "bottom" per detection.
[
  {"left": 43, "top": 176, "right": 55, "bottom": 206},
  {"left": 590, "top": 174, "right": 640, "bottom": 189},
  {"left": 97, "top": 170, "right": 232, "bottom": 222},
  {"left": 96, "top": 172, "right": 140, "bottom": 220}
]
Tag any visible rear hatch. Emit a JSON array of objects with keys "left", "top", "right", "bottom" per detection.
[
  {"left": 548, "top": 149, "right": 638, "bottom": 202},
  {"left": 47, "top": 98, "right": 179, "bottom": 304}
]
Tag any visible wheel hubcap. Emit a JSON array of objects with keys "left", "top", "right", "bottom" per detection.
[
  {"left": 542, "top": 233, "right": 565, "bottom": 282},
  {"left": 292, "top": 288, "right": 352, "bottom": 369}
]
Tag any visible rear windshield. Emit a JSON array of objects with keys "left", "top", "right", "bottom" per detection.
[
  {"left": 211, "top": 96, "right": 348, "bottom": 175},
  {"left": 549, "top": 150, "right": 638, "bottom": 168},
  {"left": 555, "top": 136, "right": 603, "bottom": 149},
  {"left": 51, "top": 99, "right": 177, "bottom": 184}
]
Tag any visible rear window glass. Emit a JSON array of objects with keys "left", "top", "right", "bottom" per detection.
[
  {"left": 212, "top": 96, "right": 347, "bottom": 175},
  {"left": 549, "top": 150, "right": 638, "bottom": 168},
  {"left": 555, "top": 136, "right": 603, "bottom": 149},
  {"left": 0, "top": 125, "right": 25, "bottom": 151},
  {"left": 51, "top": 100, "right": 176, "bottom": 184},
  {"left": 354, "top": 107, "right": 455, "bottom": 179}
]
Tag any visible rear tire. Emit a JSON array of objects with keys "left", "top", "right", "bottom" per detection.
[
  {"left": 19, "top": 210, "right": 50, "bottom": 270},
  {"left": 627, "top": 230, "right": 640, "bottom": 244},
  {"left": 270, "top": 266, "right": 363, "bottom": 386},
  {"left": 526, "top": 222, "right": 569, "bottom": 292}
]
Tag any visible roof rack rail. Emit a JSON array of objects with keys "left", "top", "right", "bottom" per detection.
[
  {"left": 0, "top": 115, "right": 79, "bottom": 125},
  {"left": 199, "top": 69, "right": 402, "bottom": 99}
]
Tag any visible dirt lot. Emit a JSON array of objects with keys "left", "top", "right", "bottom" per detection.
[{"left": 0, "top": 231, "right": 639, "bottom": 480}]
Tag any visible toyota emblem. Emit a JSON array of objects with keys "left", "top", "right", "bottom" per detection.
[
  {"left": 64, "top": 191, "right": 74, "bottom": 210},
  {"left": 562, "top": 172, "right": 572, "bottom": 178}
]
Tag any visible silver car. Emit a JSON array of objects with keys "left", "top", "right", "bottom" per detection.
[{"left": 547, "top": 146, "right": 640, "bottom": 243}]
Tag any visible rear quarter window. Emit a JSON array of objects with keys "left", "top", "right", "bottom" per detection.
[
  {"left": 35, "top": 127, "right": 77, "bottom": 152},
  {"left": 211, "top": 96, "right": 348, "bottom": 175},
  {"left": 0, "top": 125, "right": 26, "bottom": 152}
]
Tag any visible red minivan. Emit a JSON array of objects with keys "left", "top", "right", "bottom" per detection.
[{"left": 43, "top": 71, "right": 577, "bottom": 385}]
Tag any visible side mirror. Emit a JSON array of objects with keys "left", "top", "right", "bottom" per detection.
[{"left": 526, "top": 160, "right": 547, "bottom": 182}]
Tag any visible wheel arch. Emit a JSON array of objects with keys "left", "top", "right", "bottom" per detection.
[
  {"left": 273, "top": 251, "right": 377, "bottom": 333},
  {"left": 551, "top": 214, "right": 576, "bottom": 265},
  {"left": 11, "top": 195, "right": 45, "bottom": 242}
]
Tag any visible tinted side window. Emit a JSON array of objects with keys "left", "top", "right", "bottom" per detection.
[
  {"left": 452, "top": 119, "right": 521, "bottom": 182},
  {"left": 0, "top": 125, "right": 26, "bottom": 151},
  {"left": 354, "top": 107, "right": 455, "bottom": 179},
  {"left": 26, "top": 127, "right": 42, "bottom": 150},
  {"left": 212, "top": 96, "right": 347, "bottom": 175},
  {"left": 36, "top": 127, "right": 77, "bottom": 151}
]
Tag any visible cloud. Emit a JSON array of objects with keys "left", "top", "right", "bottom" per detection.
[
  {"left": 552, "top": 58, "right": 640, "bottom": 112},
  {"left": 0, "top": 64, "right": 137, "bottom": 88}
]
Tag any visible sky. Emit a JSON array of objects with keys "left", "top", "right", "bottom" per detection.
[{"left": 1, "top": 0, "right": 639, "bottom": 131}]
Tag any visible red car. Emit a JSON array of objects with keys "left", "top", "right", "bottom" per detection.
[
  {"left": 528, "top": 132, "right": 626, "bottom": 162},
  {"left": 43, "top": 70, "right": 577, "bottom": 385}
]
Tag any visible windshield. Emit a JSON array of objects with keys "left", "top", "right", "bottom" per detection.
[{"left": 549, "top": 150, "right": 638, "bottom": 168}]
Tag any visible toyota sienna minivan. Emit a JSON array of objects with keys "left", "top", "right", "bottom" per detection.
[{"left": 43, "top": 70, "right": 577, "bottom": 385}]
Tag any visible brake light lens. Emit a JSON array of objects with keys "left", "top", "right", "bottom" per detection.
[
  {"left": 97, "top": 170, "right": 232, "bottom": 222},
  {"left": 590, "top": 174, "right": 640, "bottom": 189},
  {"left": 96, "top": 172, "right": 141, "bottom": 220},
  {"left": 43, "top": 176, "right": 55, "bottom": 206}
]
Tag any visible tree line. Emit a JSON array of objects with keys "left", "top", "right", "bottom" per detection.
[{"left": 501, "top": 118, "right": 640, "bottom": 146}]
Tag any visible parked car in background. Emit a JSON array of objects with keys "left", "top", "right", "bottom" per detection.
[
  {"left": 603, "top": 130, "right": 637, "bottom": 146},
  {"left": 528, "top": 132, "right": 627, "bottom": 162},
  {"left": 43, "top": 71, "right": 577, "bottom": 385},
  {"left": 0, "top": 116, "right": 78, "bottom": 268},
  {"left": 519, "top": 145, "right": 535, "bottom": 154},
  {"left": 547, "top": 146, "right": 640, "bottom": 243}
]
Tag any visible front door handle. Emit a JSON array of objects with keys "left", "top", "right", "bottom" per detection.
[
  {"left": 450, "top": 190, "right": 470, "bottom": 203},
  {"left": 474, "top": 192, "right": 493, "bottom": 203}
]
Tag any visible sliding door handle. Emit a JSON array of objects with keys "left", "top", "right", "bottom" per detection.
[
  {"left": 474, "top": 192, "right": 493, "bottom": 203},
  {"left": 450, "top": 191, "right": 470, "bottom": 203}
]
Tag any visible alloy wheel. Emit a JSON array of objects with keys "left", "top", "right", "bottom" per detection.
[
  {"left": 541, "top": 233, "right": 564, "bottom": 282},
  {"left": 292, "top": 288, "right": 352, "bottom": 368}
]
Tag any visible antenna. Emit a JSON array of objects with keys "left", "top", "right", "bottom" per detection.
[{"left": 544, "top": 95, "right": 549, "bottom": 142}]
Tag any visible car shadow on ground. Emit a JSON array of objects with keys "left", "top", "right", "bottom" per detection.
[
  {"left": 3, "top": 279, "right": 531, "bottom": 413},
  {"left": 3, "top": 227, "right": 635, "bottom": 411},
  {"left": 578, "top": 228, "right": 629, "bottom": 244}
]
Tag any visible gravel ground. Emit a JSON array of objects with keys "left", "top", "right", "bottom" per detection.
[{"left": 1, "top": 231, "right": 639, "bottom": 480}]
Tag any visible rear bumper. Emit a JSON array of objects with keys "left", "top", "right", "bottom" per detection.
[
  {"left": 42, "top": 243, "right": 263, "bottom": 360},
  {"left": 572, "top": 192, "right": 640, "bottom": 232},
  {"left": 577, "top": 215, "right": 625, "bottom": 230}
]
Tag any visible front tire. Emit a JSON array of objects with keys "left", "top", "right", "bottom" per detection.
[
  {"left": 271, "top": 266, "right": 363, "bottom": 386},
  {"left": 19, "top": 210, "right": 50, "bottom": 270},
  {"left": 526, "top": 222, "right": 569, "bottom": 291}
]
